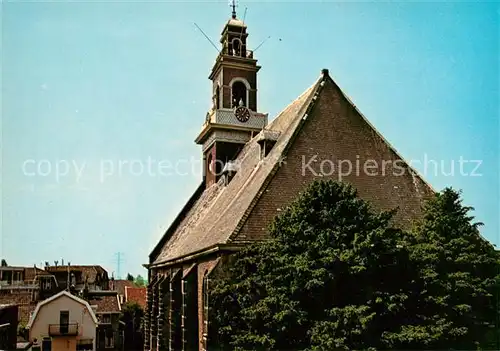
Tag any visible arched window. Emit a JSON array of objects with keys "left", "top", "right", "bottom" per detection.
[
  {"left": 231, "top": 38, "right": 243, "bottom": 57},
  {"left": 231, "top": 81, "right": 247, "bottom": 108}
]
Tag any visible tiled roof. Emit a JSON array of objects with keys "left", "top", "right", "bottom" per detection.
[
  {"left": 124, "top": 287, "right": 146, "bottom": 309},
  {"left": 152, "top": 78, "right": 319, "bottom": 265},
  {"left": 110, "top": 280, "right": 135, "bottom": 296},
  {"left": 151, "top": 69, "right": 434, "bottom": 266},
  {"left": 88, "top": 292, "right": 120, "bottom": 313}
]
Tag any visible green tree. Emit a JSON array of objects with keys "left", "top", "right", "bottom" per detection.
[
  {"left": 134, "top": 274, "right": 146, "bottom": 287},
  {"left": 209, "top": 181, "right": 500, "bottom": 350},
  {"left": 210, "top": 180, "right": 415, "bottom": 350},
  {"left": 399, "top": 188, "right": 500, "bottom": 350},
  {"left": 126, "top": 273, "right": 134, "bottom": 281},
  {"left": 120, "top": 302, "right": 144, "bottom": 350}
]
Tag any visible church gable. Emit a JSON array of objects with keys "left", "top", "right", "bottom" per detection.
[
  {"left": 151, "top": 70, "right": 434, "bottom": 265},
  {"left": 233, "top": 73, "right": 434, "bottom": 243}
]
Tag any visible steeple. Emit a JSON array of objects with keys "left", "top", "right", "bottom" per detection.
[
  {"left": 230, "top": 0, "right": 237, "bottom": 19},
  {"left": 195, "top": 8, "right": 268, "bottom": 188}
]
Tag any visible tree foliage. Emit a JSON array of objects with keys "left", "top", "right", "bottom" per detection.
[
  {"left": 209, "top": 180, "right": 499, "bottom": 350},
  {"left": 126, "top": 273, "right": 135, "bottom": 281},
  {"left": 120, "top": 301, "right": 145, "bottom": 350},
  {"left": 402, "top": 188, "right": 500, "bottom": 350},
  {"left": 134, "top": 274, "right": 146, "bottom": 287}
]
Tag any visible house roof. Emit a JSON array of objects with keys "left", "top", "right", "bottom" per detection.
[
  {"left": 110, "top": 279, "right": 135, "bottom": 296},
  {"left": 88, "top": 292, "right": 121, "bottom": 313},
  {"left": 27, "top": 290, "right": 98, "bottom": 328},
  {"left": 124, "top": 287, "right": 146, "bottom": 309},
  {"left": 150, "top": 69, "right": 434, "bottom": 267}
]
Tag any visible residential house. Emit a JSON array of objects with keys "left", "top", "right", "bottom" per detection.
[
  {"left": 0, "top": 265, "right": 58, "bottom": 328},
  {"left": 0, "top": 304, "right": 18, "bottom": 350},
  {"left": 144, "top": 8, "right": 436, "bottom": 351},
  {"left": 106, "top": 282, "right": 144, "bottom": 351},
  {"left": 0, "top": 263, "right": 117, "bottom": 349},
  {"left": 45, "top": 266, "right": 109, "bottom": 292},
  {"left": 0, "top": 265, "right": 57, "bottom": 299},
  {"left": 27, "top": 290, "right": 98, "bottom": 351},
  {"left": 86, "top": 291, "right": 124, "bottom": 351}
]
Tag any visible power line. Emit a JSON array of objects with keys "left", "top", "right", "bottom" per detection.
[{"left": 113, "top": 252, "right": 124, "bottom": 279}]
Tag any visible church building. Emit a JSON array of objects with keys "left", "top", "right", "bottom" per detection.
[{"left": 144, "top": 8, "right": 434, "bottom": 351}]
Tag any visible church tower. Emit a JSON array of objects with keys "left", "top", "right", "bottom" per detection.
[{"left": 195, "top": 7, "right": 268, "bottom": 187}]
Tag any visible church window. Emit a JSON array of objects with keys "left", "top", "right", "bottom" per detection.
[{"left": 231, "top": 81, "right": 247, "bottom": 108}]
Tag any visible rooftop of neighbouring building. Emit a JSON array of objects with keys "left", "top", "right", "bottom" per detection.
[
  {"left": 124, "top": 286, "right": 146, "bottom": 309},
  {"left": 87, "top": 291, "right": 121, "bottom": 313}
]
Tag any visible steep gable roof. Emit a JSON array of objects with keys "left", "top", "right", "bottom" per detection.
[
  {"left": 149, "top": 183, "right": 205, "bottom": 262},
  {"left": 151, "top": 69, "right": 434, "bottom": 266},
  {"left": 26, "top": 290, "right": 98, "bottom": 328}
]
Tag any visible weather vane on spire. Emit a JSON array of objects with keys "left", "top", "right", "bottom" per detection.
[{"left": 229, "top": 0, "right": 237, "bottom": 19}]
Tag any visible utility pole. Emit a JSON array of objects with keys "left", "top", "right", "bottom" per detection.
[{"left": 113, "top": 252, "right": 124, "bottom": 280}]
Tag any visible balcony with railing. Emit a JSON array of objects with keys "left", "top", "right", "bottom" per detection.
[{"left": 48, "top": 323, "right": 79, "bottom": 336}]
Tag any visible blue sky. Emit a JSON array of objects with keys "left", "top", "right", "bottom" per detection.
[{"left": 2, "top": 1, "right": 498, "bottom": 277}]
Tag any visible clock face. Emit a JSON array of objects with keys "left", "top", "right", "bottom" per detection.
[{"left": 235, "top": 106, "right": 251, "bottom": 123}]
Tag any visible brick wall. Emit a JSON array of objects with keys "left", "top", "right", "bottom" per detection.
[{"left": 237, "top": 79, "right": 434, "bottom": 242}]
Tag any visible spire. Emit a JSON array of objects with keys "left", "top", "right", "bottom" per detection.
[{"left": 230, "top": 0, "right": 237, "bottom": 19}]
